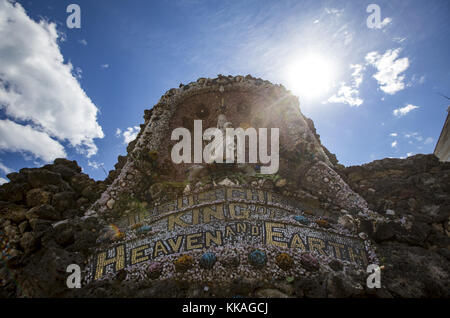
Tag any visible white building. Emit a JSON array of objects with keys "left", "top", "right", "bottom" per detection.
[{"left": 434, "top": 106, "right": 450, "bottom": 162}]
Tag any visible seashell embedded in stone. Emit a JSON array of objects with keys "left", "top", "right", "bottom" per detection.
[
  {"left": 199, "top": 252, "right": 217, "bottom": 269},
  {"left": 248, "top": 249, "right": 267, "bottom": 268},
  {"left": 300, "top": 253, "right": 319, "bottom": 271},
  {"left": 294, "top": 215, "right": 310, "bottom": 225},
  {"left": 174, "top": 254, "right": 194, "bottom": 272},
  {"left": 147, "top": 262, "right": 163, "bottom": 279},
  {"left": 275, "top": 253, "right": 294, "bottom": 270},
  {"left": 275, "top": 178, "right": 287, "bottom": 187}
]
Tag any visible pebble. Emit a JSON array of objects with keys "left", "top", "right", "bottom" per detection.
[
  {"left": 386, "top": 209, "right": 395, "bottom": 216},
  {"left": 106, "top": 199, "right": 115, "bottom": 210},
  {"left": 359, "top": 232, "right": 368, "bottom": 240}
]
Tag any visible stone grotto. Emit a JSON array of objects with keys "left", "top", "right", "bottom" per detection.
[{"left": 0, "top": 75, "right": 448, "bottom": 298}]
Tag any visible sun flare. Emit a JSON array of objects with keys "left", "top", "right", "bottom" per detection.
[{"left": 285, "top": 53, "right": 336, "bottom": 100}]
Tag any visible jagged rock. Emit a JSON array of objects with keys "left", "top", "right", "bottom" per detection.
[
  {"left": 28, "top": 218, "right": 52, "bottom": 233},
  {"left": 27, "top": 170, "right": 62, "bottom": 188},
  {"left": 55, "top": 227, "right": 75, "bottom": 247},
  {"left": 52, "top": 192, "right": 76, "bottom": 212},
  {"left": 26, "top": 204, "right": 61, "bottom": 221},
  {"left": 69, "top": 174, "right": 93, "bottom": 193},
  {"left": 0, "top": 203, "right": 27, "bottom": 223},
  {"left": 18, "top": 220, "right": 29, "bottom": 233},
  {"left": 20, "top": 232, "right": 39, "bottom": 253},
  {"left": 26, "top": 188, "right": 52, "bottom": 207},
  {"left": 326, "top": 272, "right": 364, "bottom": 298},
  {"left": 372, "top": 222, "right": 395, "bottom": 242},
  {"left": 0, "top": 182, "right": 29, "bottom": 203}
]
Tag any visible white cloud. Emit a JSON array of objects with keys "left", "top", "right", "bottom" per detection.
[
  {"left": 88, "top": 160, "right": 103, "bottom": 170},
  {"left": 117, "top": 126, "right": 140, "bottom": 144},
  {"left": 407, "top": 152, "right": 413, "bottom": 157},
  {"left": 391, "top": 140, "right": 398, "bottom": 148},
  {"left": 393, "top": 37, "right": 406, "bottom": 43},
  {"left": 393, "top": 104, "right": 419, "bottom": 117},
  {"left": 350, "top": 64, "right": 364, "bottom": 88},
  {"left": 0, "top": 177, "right": 8, "bottom": 185},
  {"left": 379, "top": 17, "right": 392, "bottom": 29},
  {"left": 327, "top": 84, "right": 363, "bottom": 106},
  {"left": 0, "top": 161, "right": 12, "bottom": 174},
  {"left": 390, "top": 133, "right": 398, "bottom": 137},
  {"left": 365, "top": 48, "right": 410, "bottom": 94},
  {"left": 73, "top": 67, "right": 82, "bottom": 79},
  {"left": 327, "top": 64, "right": 364, "bottom": 107},
  {"left": 325, "top": 8, "right": 343, "bottom": 17},
  {"left": 0, "top": 119, "right": 66, "bottom": 162},
  {"left": 101, "top": 64, "right": 110, "bottom": 69},
  {"left": 79, "top": 39, "right": 88, "bottom": 46},
  {"left": 424, "top": 137, "right": 433, "bottom": 144},
  {"left": 0, "top": 0, "right": 104, "bottom": 159}
]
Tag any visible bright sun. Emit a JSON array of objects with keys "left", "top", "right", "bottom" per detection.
[{"left": 285, "top": 53, "right": 336, "bottom": 100}]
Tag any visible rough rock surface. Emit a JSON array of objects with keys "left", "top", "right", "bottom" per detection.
[
  {"left": 0, "top": 159, "right": 105, "bottom": 297},
  {"left": 338, "top": 154, "right": 450, "bottom": 297},
  {"left": 0, "top": 76, "right": 448, "bottom": 298}
]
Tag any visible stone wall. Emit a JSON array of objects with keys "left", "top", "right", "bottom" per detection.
[{"left": 0, "top": 76, "right": 448, "bottom": 298}]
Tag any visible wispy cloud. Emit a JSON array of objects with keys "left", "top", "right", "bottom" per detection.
[
  {"left": 0, "top": 161, "right": 12, "bottom": 174},
  {"left": 365, "top": 48, "right": 410, "bottom": 95},
  {"left": 101, "top": 64, "right": 110, "bottom": 69},
  {"left": 325, "top": 8, "right": 344, "bottom": 17},
  {"left": 327, "top": 64, "right": 364, "bottom": 106},
  {"left": 116, "top": 126, "right": 140, "bottom": 144},
  {"left": 379, "top": 17, "right": 392, "bottom": 29},
  {"left": 393, "top": 104, "right": 419, "bottom": 117},
  {"left": 79, "top": 39, "right": 88, "bottom": 46},
  {"left": 88, "top": 160, "right": 103, "bottom": 170},
  {"left": 389, "top": 133, "right": 398, "bottom": 137},
  {"left": 391, "top": 140, "right": 398, "bottom": 148}
]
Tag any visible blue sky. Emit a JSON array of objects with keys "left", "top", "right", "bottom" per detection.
[{"left": 0, "top": 0, "right": 449, "bottom": 181}]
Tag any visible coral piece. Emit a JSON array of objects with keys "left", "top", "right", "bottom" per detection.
[
  {"left": 136, "top": 225, "right": 151, "bottom": 235},
  {"left": 300, "top": 253, "right": 319, "bottom": 271},
  {"left": 174, "top": 255, "right": 194, "bottom": 272},
  {"left": 294, "top": 215, "right": 310, "bottom": 225},
  {"left": 248, "top": 249, "right": 267, "bottom": 268},
  {"left": 199, "top": 252, "right": 217, "bottom": 269},
  {"left": 147, "top": 262, "right": 163, "bottom": 279},
  {"left": 315, "top": 219, "right": 329, "bottom": 228},
  {"left": 276, "top": 253, "right": 294, "bottom": 270}
]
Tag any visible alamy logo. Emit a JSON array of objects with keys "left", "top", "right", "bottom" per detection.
[
  {"left": 66, "top": 264, "right": 81, "bottom": 288},
  {"left": 171, "top": 117, "right": 279, "bottom": 174},
  {"left": 366, "top": 264, "right": 381, "bottom": 288}
]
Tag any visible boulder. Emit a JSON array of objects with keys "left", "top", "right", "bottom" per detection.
[
  {"left": 27, "top": 170, "right": 62, "bottom": 188},
  {"left": 52, "top": 192, "right": 76, "bottom": 212},
  {"left": 26, "top": 188, "right": 52, "bottom": 207},
  {"left": 0, "top": 203, "right": 27, "bottom": 223},
  {"left": 20, "top": 232, "right": 40, "bottom": 253},
  {"left": 26, "top": 204, "right": 61, "bottom": 221}
]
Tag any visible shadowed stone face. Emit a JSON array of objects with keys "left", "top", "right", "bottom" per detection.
[{"left": 81, "top": 76, "right": 377, "bottom": 288}]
